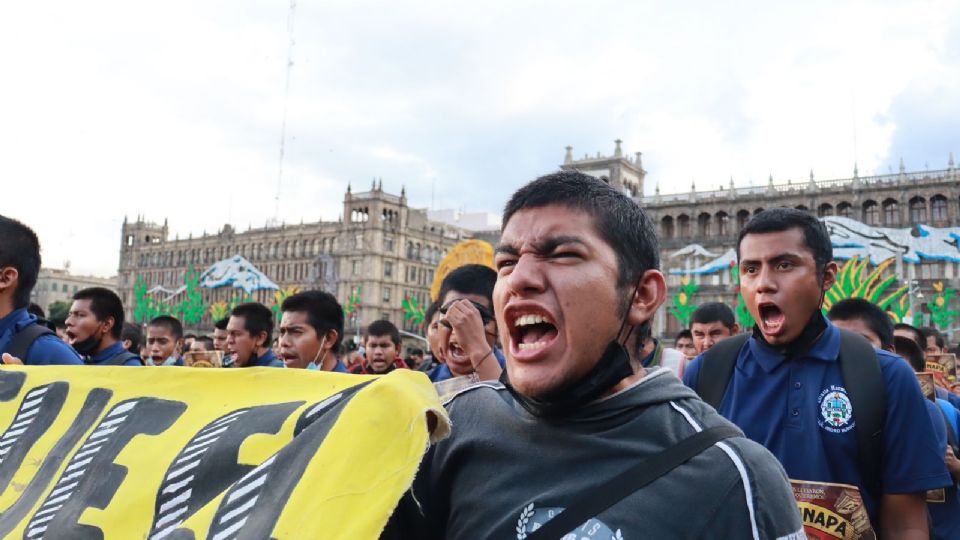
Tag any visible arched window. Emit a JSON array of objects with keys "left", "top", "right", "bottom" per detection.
[
  {"left": 818, "top": 203, "right": 833, "bottom": 217},
  {"left": 660, "top": 216, "right": 674, "bottom": 239},
  {"left": 716, "top": 211, "right": 729, "bottom": 236},
  {"left": 697, "top": 213, "right": 711, "bottom": 237},
  {"left": 909, "top": 197, "right": 927, "bottom": 223},
  {"left": 736, "top": 210, "right": 751, "bottom": 230},
  {"left": 862, "top": 200, "right": 879, "bottom": 226},
  {"left": 837, "top": 202, "right": 852, "bottom": 218},
  {"left": 932, "top": 195, "right": 948, "bottom": 223},
  {"left": 882, "top": 199, "right": 899, "bottom": 226},
  {"left": 677, "top": 215, "right": 690, "bottom": 237}
]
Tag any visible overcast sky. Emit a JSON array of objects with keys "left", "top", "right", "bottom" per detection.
[{"left": 2, "top": 0, "right": 958, "bottom": 277}]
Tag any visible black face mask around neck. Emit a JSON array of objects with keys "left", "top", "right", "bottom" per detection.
[
  {"left": 752, "top": 310, "right": 829, "bottom": 358},
  {"left": 72, "top": 335, "right": 102, "bottom": 357},
  {"left": 500, "top": 340, "right": 635, "bottom": 419}
]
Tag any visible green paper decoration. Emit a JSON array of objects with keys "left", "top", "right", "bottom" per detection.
[
  {"left": 402, "top": 295, "right": 427, "bottom": 327},
  {"left": 669, "top": 277, "right": 699, "bottom": 327},
  {"left": 729, "top": 262, "right": 755, "bottom": 328},
  {"left": 822, "top": 257, "right": 910, "bottom": 323},
  {"left": 343, "top": 286, "right": 362, "bottom": 318},
  {"left": 930, "top": 282, "right": 959, "bottom": 331}
]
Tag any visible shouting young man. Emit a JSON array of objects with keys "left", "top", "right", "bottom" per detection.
[
  {"left": 278, "top": 290, "right": 347, "bottom": 372},
  {"left": 683, "top": 208, "right": 950, "bottom": 537},
  {"left": 384, "top": 171, "right": 802, "bottom": 538}
]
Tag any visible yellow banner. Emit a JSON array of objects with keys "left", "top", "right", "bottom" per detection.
[{"left": 0, "top": 366, "right": 449, "bottom": 539}]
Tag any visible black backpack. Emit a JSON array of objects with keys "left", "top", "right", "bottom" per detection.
[
  {"left": 696, "top": 329, "right": 886, "bottom": 501},
  {"left": 4, "top": 323, "right": 56, "bottom": 364}
]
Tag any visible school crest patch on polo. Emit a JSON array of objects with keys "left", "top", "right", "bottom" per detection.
[{"left": 818, "top": 385, "right": 855, "bottom": 434}]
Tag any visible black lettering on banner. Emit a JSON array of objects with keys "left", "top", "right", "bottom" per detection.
[
  {"left": 0, "top": 388, "right": 112, "bottom": 537},
  {"left": 0, "top": 383, "right": 69, "bottom": 494},
  {"left": 24, "top": 397, "right": 187, "bottom": 540},
  {"left": 0, "top": 372, "right": 26, "bottom": 402},
  {"left": 148, "top": 402, "right": 305, "bottom": 539},
  {"left": 203, "top": 381, "right": 371, "bottom": 540}
]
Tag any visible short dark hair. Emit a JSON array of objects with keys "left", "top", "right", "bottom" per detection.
[
  {"left": 894, "top": 335, "right": 926, "bottom": 372},
  {"left": 214, "top": 317, "right": 229, "bottom": 331},
  {"left": 409, "top": 348, "right": 424, "bottom": 356},
  {"left": 366, "top": 319, "right": 401, "bottom": 346},
  {"left": 502, "top": 171, "right": 660, "bottom": 292},
  {"left": 737, "top": 208, "right": 832, "bottom": 277},
  {"left": 27, "top": 303, "right": 45, "bottom": 319},
  {"left": 691, "top": 302, "right": 737, "bottom": 329},
  {"left": 438, "top": 264, "right": 497, "bottom": 305},
  {"left": 148, "top": 315, "right": 184, "bottom": 340},
  {"left": 0, "top": 215, "right": 42, "bottom": 309},
  {"left": 281, "top": 290, "right": 344, "bottom": 350},
  {"left": 121, "top": 322, "right": 143, "bottom": 353},
  {"left": 675, "top": 329, "right": 693, "bottom": 342},
  {"left": 920, "top": 326, "right": 945, "bottom": 350},
  {"left": 183, "top": 333, "right": 197, "bottom": 340},
  {"left": 230, "top": 303, "right": 274, "bottom": 347},
  {"left": 73, "top": 287, "right": 124, "bottom": 339},
  {"left": 894, "top": 323, "right": 924, "bottom": 348},
  {"left": 827, "top": 298, "right": 894, "bottom": 350},
  {"left": 425, "top": 301, "right": 441, "bottom": 323},
  {"left": 193, "top": 336, "right": 214, "bottom": 351}
]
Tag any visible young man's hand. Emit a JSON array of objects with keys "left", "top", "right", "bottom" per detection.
[
  {"left": 945, "top": 446, "right": 960, "bottom": 481},
  {"left": 1, "top": 354, "right": 23, "bottom": 365}
]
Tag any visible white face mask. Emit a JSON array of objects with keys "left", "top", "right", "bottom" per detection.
[{"left": 308, "top": 336, "right": 328, "bottom": 371}]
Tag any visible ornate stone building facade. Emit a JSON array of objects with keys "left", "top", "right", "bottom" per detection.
[
  {"left": 117, "top": 182, "right": 469, "bottom": 335},
  {"left": 563, "top": 143, "right": 960, "bottom": 339}
]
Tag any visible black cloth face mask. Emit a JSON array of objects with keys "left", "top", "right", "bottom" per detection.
[
  {"left": 500, "top": 339, "right": 636, "bottom": 419},
  {"left": 73, "top": 335, "right": 102, "bottom": 357}
]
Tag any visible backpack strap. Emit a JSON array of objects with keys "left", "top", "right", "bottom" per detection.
[
  {"left": 936, "top": 401, "right": 960, "bottom": 454},
  {"left": 524, "top": 425, "right": 742, "bottom": 540},
  {"left": 105, "top": 350, "right": 144, "bottom": 366},
  {"left": 5, "top": 323, "right": 55, "bottom": 364},
  {"left": 837, "top": 329, "right": 886, "bottom": 502},
  {"left": 696, "top": 333, "right": 750, "bottom": 409}
]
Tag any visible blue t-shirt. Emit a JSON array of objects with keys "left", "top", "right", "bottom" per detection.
[
  {"left": 248, "top": 350, "right": 284, "bottom": 368},
  {"left": 926, "top": 398, "right": 960, "bottom": 540},
  {"left": 331, "top": 360, "right": 348, "bottom": 373},
  {"left": 682, "top": 320, "right": 951, "bottom": 524},
  {"left": 87, "top": 341, "right": 142, "bottom": 366},
  {"left": 0, "top": 308, "right": 82, "bottom": 365},
  {"left": 428, "top": 348, "right": 506, "bottom": 382}
]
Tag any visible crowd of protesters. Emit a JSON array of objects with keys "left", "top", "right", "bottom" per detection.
[{"left": 4, "top": 170, "right": 960, "bottom": 537}]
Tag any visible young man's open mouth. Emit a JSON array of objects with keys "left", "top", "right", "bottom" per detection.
[
  {"left": 758, "top": 302, "right": 786, "bottom": 336},
  {"left": 508, "top": 310, "right": 559, "bottom": 360}
]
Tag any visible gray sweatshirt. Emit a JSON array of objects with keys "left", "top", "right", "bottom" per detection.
[{"left": 384, "top": 367, "right": 805, "bottom": 539}]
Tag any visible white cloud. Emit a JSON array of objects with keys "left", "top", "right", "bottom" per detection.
[{"left": 0, "top": 0, "right": 957, "bottom": 275}]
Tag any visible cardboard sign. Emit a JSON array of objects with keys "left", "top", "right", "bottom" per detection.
[
  {"left": 183, "top": 350, "right": 224, "bottom": 368},
  {"left": 0, "top": 367, "right": 448, "bottom": 538},
  {"left": 791, "top": 480, "right": 875, "bottom": 539},
  {"left": 917, "top": 372, "right": 937, "bottom": 402}
]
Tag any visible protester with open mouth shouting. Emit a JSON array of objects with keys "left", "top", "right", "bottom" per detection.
[{"left": 684, "top": 208, "right": 950, "bottom": 538}]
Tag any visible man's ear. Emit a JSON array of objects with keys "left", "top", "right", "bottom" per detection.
[
  {"left": 324, "top": 330, "right": 339, "bottom": 350},
  {"left": 0, "top": 267, "right": 19, "bottom": 295},
  {"left": 822, "top": 261, "right": 839, "bottom": 292},
  {"left": 102, "top": 316, "right": 116, "bottom": 338},
  {"left": 731, "top": 323, "right": 741, "bottom": 335},
  {"left": 627, "top": 270, "right": 667, "bottom": 328}
]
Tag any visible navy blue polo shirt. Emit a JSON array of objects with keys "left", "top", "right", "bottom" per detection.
[
  {"left": 428, "top": 348, "right": 506, "bottom": 382},
  {"left": 248, "top": 350, "right": 284, "bottom": 368},
  {"left": 683, "top": 319, "right": 950, "bottom": 523},
  {"left": 925, "top": 398, "right": 960, "bottom": 539},
  {"left": 87, "top": 341, "right": 142, "bottom": 366},
  {"left": 0, "top": 308, "right": 81, "bottom": 365}
]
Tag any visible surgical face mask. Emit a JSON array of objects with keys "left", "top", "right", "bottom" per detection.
[
  {"left": 308, "top": 336, "right": 328, "bottom": 370},
  {"left": 162, "top": 356, "right": 179, "bottom": 366}
]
